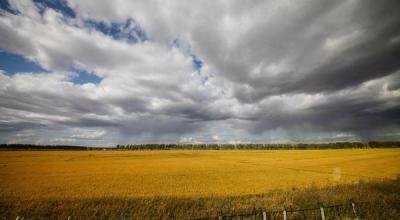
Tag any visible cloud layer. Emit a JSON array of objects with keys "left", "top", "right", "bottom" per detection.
[{"left": 0, "top": 0, "right": 399, "bottom": 145}]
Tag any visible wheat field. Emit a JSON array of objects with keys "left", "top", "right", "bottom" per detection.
[{"left": 1, "top": 149, "right": 399, "bottom": 201}]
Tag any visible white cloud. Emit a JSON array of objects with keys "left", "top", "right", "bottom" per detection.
[{"left": 0, "top": 0, "right": 400, "bottom": 145}]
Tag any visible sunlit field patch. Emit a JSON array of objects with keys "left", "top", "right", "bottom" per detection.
[{"left": 1, "top": 149, "right": 399, "bottom": 200}]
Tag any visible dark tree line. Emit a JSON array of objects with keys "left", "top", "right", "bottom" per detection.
[
  {"left": 368, "top": 141, "right": 400, "bottom": 148},
  {"left": 1, "top": 142, "right": 399, "bottom": 151},
  {"left": 0, "top": 144, "right": 103, "bottom": 150},
  {"left": 116, "top": 141, "right": 400, "bottom": 150}
]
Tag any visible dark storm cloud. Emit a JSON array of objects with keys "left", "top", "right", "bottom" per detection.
[
  {"left": 160, "top": 103, "right": 232, "bottom": 122},
  {"left": 0, "top": 0, "right": 400, "bottom": 145},
  {"left": 294, "top": 42, "right": 400, "bottom": 94},
  {"left": 117, "top": 116, "right": 202, "bottom": 136},
  {"left": 0, "top": 77, "right": 113, "bottom": 117},
  {"left": 62, "top": 117, "right": 119, "bottom": 128},
  {"left": 227, "top": 0, "right": 400, "bottom": 103},
  {"left": 0, "top": 121, "right": 44, "bottom": 133},
  {"left": 243, "top": 73, "right": 400, "bottom": 138}
]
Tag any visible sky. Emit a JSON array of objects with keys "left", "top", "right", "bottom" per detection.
[{"left": 0, "top": 0, "right": 399, "bottom": 146}]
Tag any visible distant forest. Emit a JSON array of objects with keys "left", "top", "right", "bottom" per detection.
[
  {"left": 2, "top": 142, "right": 399, "bottom": 150},
  {"left": 0, "top": 144, "right": 100, "bottom": 150},
  {"left": 116, "top": 142, "right": 400, "bottom": 150}
]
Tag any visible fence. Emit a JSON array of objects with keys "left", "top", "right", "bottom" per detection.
[
  {"left": 6, "top": 201, "right": 365, "bottom": 220},
  {"left": 193, "top": 201, "right": 365, "bottom": 220}
]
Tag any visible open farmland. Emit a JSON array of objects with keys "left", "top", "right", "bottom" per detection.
[{"left": 1, "top": 149, "right": 400, "bottom": 218}]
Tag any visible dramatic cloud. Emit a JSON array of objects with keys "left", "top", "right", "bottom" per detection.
[{"left": 0, "top": 0, "right": 399, "bottom": 145}]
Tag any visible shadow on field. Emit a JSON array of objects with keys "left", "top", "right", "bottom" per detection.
[{"left": 1, "top": 178, "right": 399, "bottom": 219}]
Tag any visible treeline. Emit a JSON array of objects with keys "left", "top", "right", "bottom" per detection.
[
  {"left": 2, "top": 142, "right": 400, "bottom": 151},
  {"left": 0, "top": 144, "right": 104, "bottom": 150},
  {"left": 368, "top": 141, "right": 400, "bottom": 148},
  {"left": 116, "top": 141, "right": 400, "bottom": 150}
]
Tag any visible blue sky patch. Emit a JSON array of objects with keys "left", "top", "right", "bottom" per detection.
[
  {"left": 84, "top": 18, "right": 147, "bottom": 43},
  {"left": 192, "top": 55, "right": 203, "bottom": 72},
  {"left": 0, "top": 0, "right": 18, "bottom": 14},
  {"left": 171, "top": 39, "right": 203, "bottom": 73},
  {"left": 71, "top": 68, "right": 102, "bottom": 85},
  {"left": 33, "top": 0, "right": 76, "bottom": 18},
  {"left": 30, "top": 0, "right": 148, "bottom": 44},
  {"left": 0, "top": 51, "right": 47, "bottom": 75}
]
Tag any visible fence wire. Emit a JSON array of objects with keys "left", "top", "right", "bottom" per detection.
[
  {"left": 193, "top": 201, "right": 366, "bottom": 220},
  {"left": 2, "top": 201, "right": 368, "bottom": 220}
]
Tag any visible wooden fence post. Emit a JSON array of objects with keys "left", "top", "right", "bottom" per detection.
[
  {"left": 320, "top": 206, "right": 326, "bottom": 220},
  {"left": 351, "top": 202, "right": 357, "bottom": 216},
  {"left": 262, "top": 211, "right": 267, "bottom": 220},
  {"left": 283, "top": 209, "right": 287, "bottom": 220},
  {"left": 352, "top": 201, "right": 365, "bottom": 219}
]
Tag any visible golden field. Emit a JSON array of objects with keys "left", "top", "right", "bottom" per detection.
[
  {"left": 1, "top": 149, "right": 400, "bottom": 199},
  {"left": 1, "top": 149, "right": 400, "bottom": 219}
]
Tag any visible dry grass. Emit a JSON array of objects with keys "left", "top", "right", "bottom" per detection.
[{"left": 0, "top": 149, "right": 399, "bottom": 219}]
